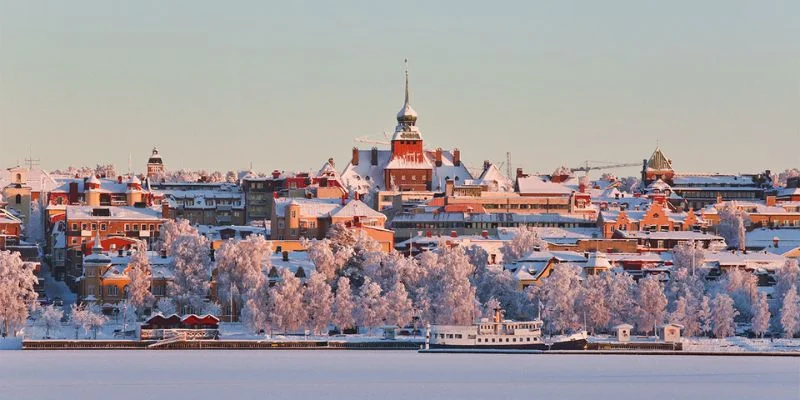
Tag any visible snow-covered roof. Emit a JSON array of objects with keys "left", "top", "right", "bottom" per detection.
[
  {"left": 615, "top": 230, "right": 724, "bottom": 241},
  {"left": 746, "top": 228, "right": 800, "bottom": 253},
  {"left": 273, "top": 197, "right": 341, "bottom": 218},
  {"left": 330, "top": 199, "right": 386, "bottom": 220},
  {"left": 516, "top": 176, "right": 573, "bottom": 195},
  {"left": 672, "top": 174, "right": 759, "bottom": 187},
  {"left": 0, "top": 166, "right": 59, "bottom": 192},
  {"left": 66, "top": 205, "right": 165, "bottom": 221},
  {"left": 475, "top": 163, "right": 514, "bottom": 192}
]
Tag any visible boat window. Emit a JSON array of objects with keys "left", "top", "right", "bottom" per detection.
[
  {"left": 440, "top": 334, "right": 445, "bottom": 339},
  {"left": 477, "top": 338, "right": 481, "bottom": 343},
  {"left": 455, "top": 334, "right": 462, "bottom": 339},
  {"left": 512, "top": 338, "right": 517, "bottom": 342},
  {"left": 491, "top": 338, "right": 496, "bottom": 343},
  {"left": 447, "top": 334, "right": 453, "bottom": 339},
  {"left": 505, "top": 338, "right": 510, "bottom": 342},
  {"left": 526, "top": 338, "right": 531, "bottom": 342}
]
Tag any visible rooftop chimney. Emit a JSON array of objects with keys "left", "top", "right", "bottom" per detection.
[
  {"left": 481, "top": 230, "right": 488, "bottom": 239},
  {"left": 450, "top": 230, "right": 457, "bottom": 238},
  {"left": 516, "top": 168, "right": 524, "bottom": 179},
  {"left": 272, "top": 170, "right": 281, "bottom": 179},
  {"left": 117, "top": 176, "right": 123, "bottom": 184},
  {"left": 773, "top": 237, "right": 780, "bottom": 248},
  {"left": 282, "top": 250, "right": 289, "bottom": 262},
  {"left": 453, "top": 148, "right": 461, "bottom": 167},
  {"left": 371, "top": 147, "right": 378, "bottom": 166},
  {"left": 435, "top": 148, "right": 442, "bottom": 167},
  {"left": 352, "top": 147, "right": 360, "bottom": 166},
  {"left": 483, "top": 160, "right": 491, "bottom": 172}
]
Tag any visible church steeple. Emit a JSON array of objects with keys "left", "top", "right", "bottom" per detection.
[{"left": 396, "top": 59, "right": 418, "bottom": 127}]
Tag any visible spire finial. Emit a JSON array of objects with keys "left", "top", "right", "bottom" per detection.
[{"left": 404, "top": 58, "right": 410, "bottom": 106}]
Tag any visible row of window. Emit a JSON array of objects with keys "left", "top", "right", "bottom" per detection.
[
  {"left": 393, "top": 222, "right": 596, "bottom": 229},
  {"left": 71, "top": 223, "right": 162, "bottom": 232},
  {"left": 477, "top": 337, "right": 535, "bottom": 343}
]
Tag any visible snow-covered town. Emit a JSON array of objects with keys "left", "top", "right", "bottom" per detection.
[
  {"left": 1, "top": 2, "right": 799, "bottom": 399},
  {"left": 2, "top": 74, "right": 800, "bottom": 354}
]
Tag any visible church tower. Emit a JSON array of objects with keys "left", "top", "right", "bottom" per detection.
[
  {"left": 147, "top": 147, "right": 165, "bottom": 178},
  {"left": 384, "top": 60, "right": 432, "bottom": 191}
]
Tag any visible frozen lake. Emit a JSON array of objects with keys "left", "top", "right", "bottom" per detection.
[{"left": 0, "top": 351, "right": 797, "bottom": 400}]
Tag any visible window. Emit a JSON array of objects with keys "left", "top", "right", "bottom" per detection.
[
  {"left": 149, "top": 224, "right": 155, "bottom": 231},
  {"left": 100, "top": 224, "right": 107, "bottom": 231},
  {"left": 91, "top": 223, "right": 97, "bottom": 231},
  {"left": 133, "top": 224, "right": 139, "bottom": 231},
  {"left": 72, "top": 223, "right": 78, "bottom": 231},
  {"left": 107, "top": 286, "right": 118, "bottom": 297},
  {"left": 82, "top": 224, "right": 88, "bottom": 230},
  {"left": 124, "top": 224, "right": 130, "bottom": 231},
  {"left": 15, "top": 194, "right": 21, "bottom": 204},
  {"left": 71, "top": 238, "right": 77, "bottom": 245}
]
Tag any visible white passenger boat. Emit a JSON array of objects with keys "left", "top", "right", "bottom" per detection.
[{"left": 426, "top": 309, "right": 587, "bottom": 350}]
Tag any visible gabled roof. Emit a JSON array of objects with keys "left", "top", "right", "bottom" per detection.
[
  {"left": 330, "top": 199, "right": 386, "bottom": 220},
  {"left": 646, "top": 147, "right": 673, "bottom": 171},
  {"left": 516, "top": 175, "right": 573, "bottom": 195},
  {"left": 476, "top": 163, "right": 514, "bottom": 192}
]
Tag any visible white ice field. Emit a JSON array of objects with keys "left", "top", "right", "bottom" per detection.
[{"left": 0, "top": 351, "right": 797, "bottom": 400}]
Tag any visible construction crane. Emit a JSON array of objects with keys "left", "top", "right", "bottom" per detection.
[
  {"left": 354, "top": 132, "right": 391, "bottom": 146},
  {"left": 569, "top": 160, "right": 641, "bottom": 176}
]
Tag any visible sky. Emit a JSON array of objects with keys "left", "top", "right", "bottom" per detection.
[{"left": 0, "top": 1, "right": 798, "bottom": 177}]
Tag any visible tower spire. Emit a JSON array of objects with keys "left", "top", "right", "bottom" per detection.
[{"left": 404, "top": 58, "right": 410, "bottom": 107}]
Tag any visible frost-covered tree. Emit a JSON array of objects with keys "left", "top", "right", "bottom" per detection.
[
  {"left": 355, "top": 277, "right": 387, "bottom": 331},
  {"left": 303, "top": 271, "right": 333, "bottom": 335},
  {"left": 332, "top": 277, "right": 356, "bottom": 332},
  {"left": 716, "top": 203, "right": 748, "bottom": 250},
  {"left": 472, "top": 246, "right": 527, "bottom": 320},
  {"left": 41, "top": 305, "right": 63, "bottom": 338},
  {"left": 697, "top": 295, "right": 713, "bottom": 336},
  {"left": 0, "top": 250, "right": 39, "bottom": 336},
  {"left": 668, "top": 296, "right": 701, "bottom": 337},
  {"left": 304, "top": 238, "right": 350, "bottom": 282},
  {"left": 158, "top": 219, "right": 197, "bottom": 252},
  {"left": 710, "top": 293, "right": 738, "bottom": 338},
  {"left": 269, "top": 268, "right": 307, "bottom": 333},
  {"left": 155, "top": 298, "right": 177, "bottom": 315},
  {"left": 716, "top": 268, "right": 757, "bottom": 321},
  {"left": 168, "top": 231, "right": 211, "bottom": 313},
  {"left": 201, "top": 301, "right": 221, "bottom": 317},
  {"left": 750, "top": 292, "right": 770, "bottom": 338},
  {"left": 384, "top": 282, "right": 414, "bottom": 328},
  {"left": 417, "top": 246, "right": 478, "bottom": 325},
  {"left": 69, "top": 303, "right": 107, "bottom": 339},
  {"left": 214, "top": 235, "right": 271, "bottom": 319},
  {"left": 774, "top": 259, "right": 800, "bottom": 307},
  {"left": 779, "top": 285, "right": 800, "bottom": 338},
  {"left": 483, "top": 298, "right": 503, "bottom": 318},
  {"left": 529, "top": 264, "right": 583, "bottom": 334},
  {"left": 500, "top": 227, "right": 548, "bottom": 263},
  {"left": 619, "top": 176, "right": 642, "bottom": 193},
  {"left": 671, "top": 242, "right": 705, "bottom": 275},
  {"left": 634, "top": 275, "right": 667, "bottom": 335},
  {"left": 604, "top": 272, "right": 636, "bottom": 329},
  {"left": 126, "top": 242, "right": 155, "bottom": 318},
  {"left": 26, "top": 201, "right": 44, "bottom": 244},
  {"left": 578, "top": 274, "right": 610, "bottom": 334}
]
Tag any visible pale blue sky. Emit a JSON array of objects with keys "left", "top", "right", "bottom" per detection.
[{"left": 1, "top": 1, "right": 798, "bottom": 177}]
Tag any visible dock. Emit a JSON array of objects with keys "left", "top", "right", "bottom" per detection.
[{"left": 21, "top": 339, "right": 422, "bottom": 350}]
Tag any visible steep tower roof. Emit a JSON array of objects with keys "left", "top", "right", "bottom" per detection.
[
  {"left": 646, "top": 147, "right": 673, "bottom": 171},
  {"left": 392, "top": 59, "right": 422, "bottom": 141}
]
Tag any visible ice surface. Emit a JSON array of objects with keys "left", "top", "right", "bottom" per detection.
[{"left": 0, "top": 351, "right": 797, "bottom": 400}]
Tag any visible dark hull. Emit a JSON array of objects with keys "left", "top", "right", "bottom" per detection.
[
  {"left": 429, "top": 338, "right": 587, "bottom": 351},
  {"left": 547, "top": 338, "right": 588, "bottom": 350}
]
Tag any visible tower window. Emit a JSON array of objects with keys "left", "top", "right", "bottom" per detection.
[{"left": 15, "top": 194, "right": 22, "bottom": 204}]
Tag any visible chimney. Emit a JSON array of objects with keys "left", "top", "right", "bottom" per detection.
[
  {"left": 161, "top": 202, "right": 170, "bottom": 219},
  {"left": 342, "top": 195, "right": 347, "bottom": 206},
  {"left": 282, "top": 250, "right": 289, "bottom": 262},
  {"left": 516, "top": 168, "right": 524, "bottom": 179},
  {"left": 117, "top": 176, "right": 123, "bottom": 184},
  {"left": 483, "top": 160, "right": 491, "bottom": 172},
  {"left": 272, "top": 170, "right": 281, "bottom": 179},
  {"left": 426, "top": 230, "right": 432, "bottom": 238},
  {"left": 273, "top": 191, "right": 279, "bottom": 199},
  {"left": 68, "top": 181, "right": 79, "bottom": 204},
  {"left": 328, "top": 157, "right": 335, "bottom": 168},
  {"left": 450, "top": 230, "right": 457, "bottom": 238},
  {"left": 481, "top": 230, "right": 488, "bottom": 239},
  {"left": 371, "top": 147, "right": 378, "bottom": 166},
  {"left": 435, "top": 148, "right": 443, "bottom": 167},
  {"left": 160, "top": 249, "right": 167, "bottom": 258},
  {"left": 352, "top": 147, "right": 360, "bottom": 166},
  {"left": 118, "top": 249, "right": 124, "bottom": 257},
  {"left": 453, "top": 148, "right": 461, "bottom": 167},
  {"left": 766, "top": 195, "right": 776, "bottom": 207},
  {"left": 445, "top": 179, "right": 455, "bottom": 197},
  {"left": 773, "top": 237, "right": 780, "bottom": 248}
]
